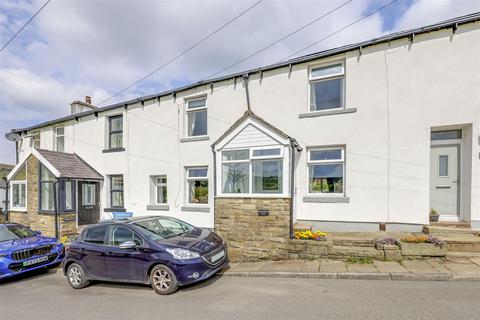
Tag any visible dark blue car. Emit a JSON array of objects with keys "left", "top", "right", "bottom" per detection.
[
  {"left": 0, "top": 223, "right": 65, "bottom": 280},
  {"left": 63, "top": 216, "right": 228, "bottom": 295}
]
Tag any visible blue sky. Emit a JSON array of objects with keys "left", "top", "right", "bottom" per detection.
[{"left": 1, "top": 0, "right": 479, "bottom": 164}]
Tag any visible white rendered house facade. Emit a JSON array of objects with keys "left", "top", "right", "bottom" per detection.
[{"left": 6, "top": 14, "right": 480, "bottom": 232}]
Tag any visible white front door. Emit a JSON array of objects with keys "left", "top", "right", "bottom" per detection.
[{"left": 429, "top": 145, "right": 460, "bottom": 219}]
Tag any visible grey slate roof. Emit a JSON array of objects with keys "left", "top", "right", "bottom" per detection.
[
  {"left": 36, "top": 149, "right": 103, "bottom": 180},
  {"left": 8, "top": 12, "right": 480, "bottom": 135}
]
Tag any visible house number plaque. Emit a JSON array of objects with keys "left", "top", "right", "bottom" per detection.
[{"left": 258, "top": 209, "right": 269, "bottom": 216}]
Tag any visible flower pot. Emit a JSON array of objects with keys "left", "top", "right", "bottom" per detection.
[{"left": 429, "top": 213, "right": 439, "bottom": 222}]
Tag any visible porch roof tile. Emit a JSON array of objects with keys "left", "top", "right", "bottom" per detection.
[{"left": 36, "top": 149, "right": 103, "bottom": 180}]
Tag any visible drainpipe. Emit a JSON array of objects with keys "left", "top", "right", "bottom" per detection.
[
  {"left": 242, "top": 74, "right": 251, "bottom": 111},
  {"left": 53, "top": 180, "right": 59, "bottom": 239},
  {"left": 211, "top": 145, "right": 217, "bottom": 197},
  {"left": 289, "top": 138, "right": 302, "bottom": 239}
]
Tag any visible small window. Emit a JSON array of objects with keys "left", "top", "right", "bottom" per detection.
[
  {"left": 108, "top": 225, "right": 142, "bottom": 246},
  {"left": 252, "top": 159, "right": 283, "bottom": 193},
  {"left": 55, "top": 127, "right": 65, "bottom": 152},
  {"left": 186, "top": 167, "right": 208, "bottom": 204},
  {"left": 252, "top": 148, "right": 282, "bottom": 158},
  {"left": 82, "top": 184, "right": 96, "bottom": 206},
  {"left": 110, "top": 175, "right": 124, "bottom": 207},
  {"left": 309, "top": 63, "right": 344, "bottom": 112},
  {"left": 108, "top": 115, "right": 123, "bottom": 149},
  {"left": 155, "top": 176, "right": 167, "bottom": 204},
  {"left": 65, "top": 181, "right": 73, "bottom": 210},
  {"left": 186, "top": 98, "right": 207, "bottom": 137},
  {"left": 308, "top": 147, "right": 345, "bottom": 194},
  {"left": 31, "top": 132, "right": 40, "bottom": 149},
  {"left": 438, "top": 155, "right": 448, "bottom": 177},
  {"left": 39, "top": 164, "right": 56, "bottom": 211},
  {"left": 11, "top": 183, "right": 26, "bottom": 209},
  {"left": 84, "top": 225, "right": 107, "bottom": 245},
  {"left": 431, "top": 130, "right": 462, "bottom": 141}
]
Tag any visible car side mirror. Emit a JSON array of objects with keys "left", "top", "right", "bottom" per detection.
[
  {"left": 119, "top": 241, "right": 136, "bottom": 249},
  {"left": 35, "top": 230, "right": 42, "bottom": 235}
]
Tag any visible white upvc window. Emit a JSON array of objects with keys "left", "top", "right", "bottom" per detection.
[
  {"left": 307, "top": 147, "right": 345, "bottom": 195},
  {"left": 82, "top": 184, "right": 96, "bottom": 206},
  {"left": 186, "top": 98, "right": 207, "bottom": 137},
  {"left": 11, "top": 182, "right": 26, "bottom": 210},
  {"left": 309, "top": 62, "right": 345, "bottom": 112},
  {"left": 31, "top": 132, "right": 40, "bottom": 149},
  {"left": 221, "top": 146, "right": 285, "bottom": 195},
  {"left": 55, "top": 127, "right": 65, "bottom": 152},
  {"left": 186, "top": 167, "right": 208, "bottom": 204},
  {"left": 154, "top": 176, "right": 167, "bottom": 204}
]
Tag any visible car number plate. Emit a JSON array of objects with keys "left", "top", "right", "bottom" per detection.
[
  {"left": 22, "top": 256, "right": 49, "bottom": 266},
  {"left": 211, "top": 250, "right": 224, "bottom": 263}
]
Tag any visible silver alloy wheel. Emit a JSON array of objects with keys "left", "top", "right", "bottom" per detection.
[
  {"left": 152, "top": 269, "right": 171, "bottom": 291},
  {"left": 69, "top": 266, "right": 82, "bottom": 287}
]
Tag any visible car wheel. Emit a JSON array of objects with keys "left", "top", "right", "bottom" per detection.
[
  {"left": 150, "top": 265, "right": 178, "bottom": 295},
  {"left": 67, "top": 263, "right": 90, "bottom": 289}
]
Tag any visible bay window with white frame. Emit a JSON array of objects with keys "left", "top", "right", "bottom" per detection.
[
  {"left": 186, "top": 167, "right": 208, "bottom": 204},
  {"left": 186, "top": 98, "right": 207, "bottom": 137},
  {"left": 10, "top": 165, "right": 27, "bottom": 210},
  {"left": 308, "top": 147, "right": 345, "bottom": 195},
  {"left": 309, "top": 62, "right": 344, "bottom": 112},
  {"left": 221, "top": 146, "right": 285, "bottom": 196}
]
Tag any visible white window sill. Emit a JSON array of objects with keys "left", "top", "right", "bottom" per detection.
[
  {"left": 180, "top": 136, "right": 209, "bottom": 143},
  {"left": 147, "top": 204, "right": 170, "bottom": 211},
  {"left": 10, "top": 208, "right": 27, "bottom": 212},
  {"left": 181, "top": 205, "right": 210, "bottom": 213},
  {"left": 303, "top": 196, "right": 350, "bottom": 203},
  {"left": 299, "top": 107, "right": 357, "bottom": 119}
]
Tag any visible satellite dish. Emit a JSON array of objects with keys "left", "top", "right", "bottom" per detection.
[{"left": 5, "top": 132, "right": 22, "bottom": 142}]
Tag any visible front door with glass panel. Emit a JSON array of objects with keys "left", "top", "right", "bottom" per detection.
[
  {"left": 429, "top": 145, "right": 460, "bottom": 219},
  {"left": 78, "top": 181, "right": 100, "bottom": 225}
]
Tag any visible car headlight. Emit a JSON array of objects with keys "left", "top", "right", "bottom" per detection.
[{"left": 166, "top": 248, "right": 200, "bottom": 260}]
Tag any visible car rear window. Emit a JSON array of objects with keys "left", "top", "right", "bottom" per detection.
[{"left": 83, "top": 225, "right": 107, "bottom": 245}]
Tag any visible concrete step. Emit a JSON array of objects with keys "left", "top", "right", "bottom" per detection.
[
  {"left": 423, "top": 225, "right": 479, "bottom": 235},
  {"left": 430, "top": 222, "right": 471, "bottom": 229},
  {"left": 441, "top": 235, "right": 480, "bottom": 252},
  {"left": 447, "top": 251, "right": 480, "bottom": 259}
]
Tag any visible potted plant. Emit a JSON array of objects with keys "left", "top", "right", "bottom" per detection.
[
  {"left": 398, "top": 234, "right": 447, "bottom": 257},
  {"left": 429, "top": 208, "right": 439, "bottom": 222}
]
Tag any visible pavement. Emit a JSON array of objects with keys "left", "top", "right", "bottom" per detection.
[
  {"left": 1, "top": 267, "right": 480, "bottom": 320},
  {"left": 221, "top": 257, "right": 480, "bottom": 281}
]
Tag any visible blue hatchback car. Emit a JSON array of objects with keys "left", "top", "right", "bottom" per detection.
[
  {"left": 63, "top": 216, "right": 228, "bottom": 295},
  {"left": 0, "top": 223, "right": 65, "bottom": 280}
]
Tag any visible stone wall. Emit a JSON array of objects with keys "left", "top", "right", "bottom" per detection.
[
  {"left": 8, "top": 155, "right": 78, "bottom": 238},
  {"left": 214, "top": 197, "right": 291, "bottom": 262}
]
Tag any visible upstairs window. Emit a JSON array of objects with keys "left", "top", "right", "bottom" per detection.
[
  {"left": 186, "top": 98, "right": 207, "bottom": 137},
  {"left": 108, "top": 115, "right": 123, "bottom": 149},
  {"left": 31, "top": 132, "right": 40, "bottom": 149},
  {"left": 309, "top": 63, "right": 344, "bottom": 112},
  {"left": 186, "top": 167, "right": 208, "bottom": 204},
  {"left": 308, "top": 147, "right": 345, "bottom": 194},
  {"left": 110, "top": 175, "right": 124, "bottom": 208},
  {"left": 39, "top": 164, "right": 56, "bottom": 211},
  {"left": 55, "top": 127, "right": 65, "bottom": 152}
]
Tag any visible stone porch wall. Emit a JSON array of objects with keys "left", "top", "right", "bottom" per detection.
[
  {"left": 214, "top": 197, "right": 291, "bottom": 262},
  {"left": 8, "top": 155, "right": 77, "bottom": 238}
]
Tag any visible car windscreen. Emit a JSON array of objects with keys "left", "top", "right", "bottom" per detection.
[
  {"left": 0, "top": 225, "right": 37, "bottom": 242},
  {"left": 133, "top": 217, "right": 194, "bottom": 240}
]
